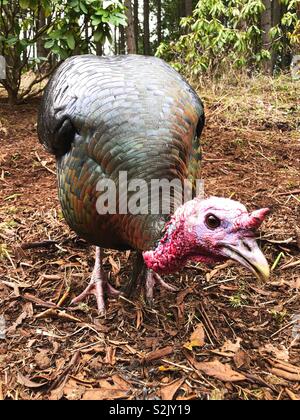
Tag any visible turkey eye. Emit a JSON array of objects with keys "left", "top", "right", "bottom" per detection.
[{"left": 205, "top": 214, "right": 221, "bottom": 229}]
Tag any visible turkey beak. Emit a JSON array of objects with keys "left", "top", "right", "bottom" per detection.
[{"left": 222, "top": 238, "right": 270, "bottom": 282}]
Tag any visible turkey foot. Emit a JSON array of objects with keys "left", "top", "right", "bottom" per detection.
[
  {"left": 145, "top": 270, "right": 178, "bottom": 302},
  {"left": 71, "top": 247, "right": 121, "bottom": 314}
]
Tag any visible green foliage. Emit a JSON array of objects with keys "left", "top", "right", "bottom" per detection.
[
  {"left": 156, "top": 0, "right": 299, "bottom": 76},
  {"left": 270, "top": 0, "right": 299, "bottom": 59},
  {"left": 0, "top": 0, "right": 126, "bottom": 103},
  {"left": 43, "top": 0, "right": 126, "bottom": 59}
]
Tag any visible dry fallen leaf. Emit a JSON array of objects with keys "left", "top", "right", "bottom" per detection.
[
  {"left": 268, "top": 359, "right": 300, "bottom": 382},
  {"left": 233, "top": 349, "right": 251, "bottom": 369},
  {"left": 80, "top": 375, "right": 131, "bottom": 400},
  {"left": 269, "top": 368, "right": 300, "bottom": 382},
  {"left": 144, "top": 346, "right": 173, "bottom": 362},
  {"left": 261, "top": 344, "right": 289, "bottom": 362},
  {"left": 285, "top": 388, "right": 300, "bottom": 401},
  {"left": 291, "top": 278, "right": 300, "bottom": 290},
  {"left": 17, "top": 372, "right": 48, "bottom": 389},
  {"left": 206, "top": 261, "right": 233, "bottom": 281},
  {"left": 111, "top": 374, "right": 131, "bottom": 391},
  {"left": 160, "top": 378, "right": 185, "bottom": 400},
  {"left": 221, "top": 338, "right": 242, "bottom": 356},
  {"left": 63, "top": 378, "right": 85, "bottom": 400},
  {"left": 104, "top": 346, "right": 116, "bottom": 365},
  {"left": 82, "top": 387, "right": 128, "bottom": 400},
  {"left": 108, "top": 255, "right": 120, "bottom": 274},
  {"left": 183, "top": 323, "right": 205, "bottom": 350},
  {"left": 196, "top": 360, "right": 246, "bottom": 382},
  {"left": 7, "top": 302, "right": 33, "bottom": 333},
  {"left": 185, "top": 352, "right": 246, "bottom": 383}
]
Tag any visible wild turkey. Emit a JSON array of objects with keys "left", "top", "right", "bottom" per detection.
[{"left": 38, "top": 55, "right": 269, "bottom": 314}]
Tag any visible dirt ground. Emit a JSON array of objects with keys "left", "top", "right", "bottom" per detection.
[{"left": 0, "top": 75, "right": 299, "bottom": 400}]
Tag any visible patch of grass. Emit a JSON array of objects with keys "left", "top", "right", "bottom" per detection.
[
  {"left": 229, "top": 292, "right": 248, "bottom": 308},
  {"left": 269, "top": 309, "right": 288, "bottom": 326},
  {"left": 4, "top": 194, "right": 22, "bottom": 202},
  {"left": 11, "top": 153, "right": 21, "bottom": 162},
  {"left": 0, "top": 243, "right": 10, "bottom": 260},
  {"left": 0, "top": 220, "right": 18, "bottom": 232},
  {"left": 194, "top": 73, "right": 300, "bottom": 132},
  {"left": 0, "top": 206, "right": 20, "bottom": 216}
]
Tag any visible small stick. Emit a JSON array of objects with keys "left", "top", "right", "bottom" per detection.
[
  {"left": 271, "top": 252, "right": 284, "bottom": 271},
  {"left": 203, "top": 277, "right": 236, "bottom": 290},
  {"left": 160, "top": 359, "right": 193, "bottom": 372},
  {"left": 277, "top": 190, "right": 300, "bottom": 196},
  {"left": 57, "top": 287, "right": 71, "bottom": 307},
  {"left": 271, "top": 319, "right": 299, "bottom": 338},
  {"left": 35, "top": 308, "right": 82, "bottom": 323},
  {"left": 49, "top": 351, "right": 81, "bottom": 391},
  {"left": 23, "top": 293, "right": 58, "bottom": 309},
  {"left": 21, "top": 240, "right": 57, "bottom": 250},
  {"left": 35, "top": 151, "right": 56, "bottom": 175},
  {"left": 280, "top": 259, "right": 300, "bottom": 270},
  {"left": 21, "top": 237, "right": 83, "bottom": 250}
]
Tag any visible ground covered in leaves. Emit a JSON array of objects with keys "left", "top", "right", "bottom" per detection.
[{"left": 0, "top": 75, "right": 299, "bottom": 400}]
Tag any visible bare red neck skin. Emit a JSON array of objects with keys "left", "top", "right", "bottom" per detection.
[
  {"left": 143, "top": 198, "right": 269, "bottom": 274},
  {"left": 143, "top": 199, "right": 224, "bottom": 274}
]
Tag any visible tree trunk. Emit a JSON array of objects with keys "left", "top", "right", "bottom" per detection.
[
  {"left": 143, "top": 0, "right": 151, "bottom": 55},
  {"left": 261, "top": 0, "right": 273, "bottom": 74},
  {"left": 84, "top": 16, "right": 90, "bottom": 54},
  {"left": 185, "top": 0, "right": 193, "bottom": 16},
  {"left": 296, "top": 1, "right": 300, "bottom": 54},
  {"left": 36, "top": 7, "right": 47, "bottom": 58},
  {"left": 157, "top": 0, "right": 162, "bottom": 45},
  {"left": 179, "top": 0, "right": 186, "bottom": 17},
  {"left": 125, "top": 0, "right": 136, "bottom": 54},
  {"left": 119, "top": 25, "right": 126, "bottom": 54},
  {"left": 134, "top": 0, "right": 139, "bottom": 53},
  {"left": 271, "top": 0, "right": 282, "bottom": 68},
  {"left": 96, "top": 43, "right": 103, "bottom": 56},
  {"left": 114, "top": 26, "right": 118, "bottom": 55},
  {"left": 272, "top": 0, "right": 282, "bottom": 26},
  {"left": 6, "top": 82, "right": 19, "bottom": 106}
]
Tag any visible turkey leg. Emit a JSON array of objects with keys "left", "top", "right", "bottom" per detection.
[
  {"left": 145, "top": 270, "right": 178, "bottom": 301},
  {"left": 125, "top": 252, "right": 178, "bottom": 302},
  {"left": 71, "top": 247, "right": 120, "bottom": 314}
]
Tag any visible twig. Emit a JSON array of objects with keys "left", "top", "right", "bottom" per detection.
[
  {"left": 261, "top": 237, "right": 294, "bottom": 245},
  {"left": 35, "top": 152, "right": 56, "bottom": 175},
  {"left": 21, "top": 240, "right": 57, "bottom": 250},
  {"left": 280, "top": 259, "right": 300, "bottom": 270},
  {"left": 244, "top": 373, "right": 277, "bottom": 392},
  {"left": 271, "top": 252, "right": 285, "bottom": 271},
  {"left": 277, "top": 190, "right": 300, "bottom": 196},
  {"left": 21, "top": 237, "right": 79, "bottom": 250},
  {"left": 203, "top": 277, "right": 236, "bottom": 290},
  {"left": 271, "top": 319, "right": 299, "bottom": 338},
  {"left": 48, "top": 351, "right": 81, "bottom": 392},
  {"left": 199, "top": 302, "right": 219, "bottom": 344},
  {"left": 160, "top": 359, "right": 193, "bottom": 372},
  {"left": 57, "top": 287, "right": 71, "bottom": 307},
  {"left": 23, "top": 293, "right": 58, "bottom": 309},
  {"left": 35, "top": 308, "right": 82, "bottom": 323}
]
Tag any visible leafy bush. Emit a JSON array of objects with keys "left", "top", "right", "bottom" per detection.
[
  {"left": 0, "top": 0, "right": 125, "bottom": 104},
  {"left": 156, "top": 0, "right": 299, "bottom": 76}
]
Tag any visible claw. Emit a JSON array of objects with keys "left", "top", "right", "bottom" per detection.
[
  {"left": 71, "top": 247, "right": 121, "bottom": 315},
  {"left": 146, "top": 270, "right": 178, "bottom": 302}
]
